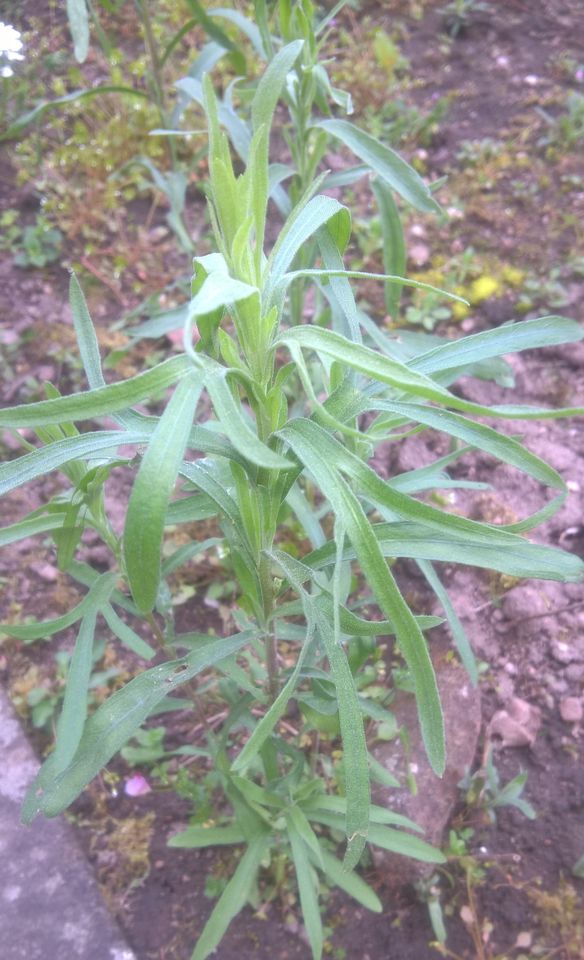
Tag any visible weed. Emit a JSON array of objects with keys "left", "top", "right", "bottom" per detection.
[{"left": 537, "top": 92, "right": 584, "bottom": 150}]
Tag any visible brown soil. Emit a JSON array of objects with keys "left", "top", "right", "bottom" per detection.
[{"left": 1, "top": 1, "right": 584, "bottom": 958}]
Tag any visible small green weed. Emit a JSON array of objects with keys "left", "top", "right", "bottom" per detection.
[{"left": 0, "top": 209, "right": 63, "bottom": 268}]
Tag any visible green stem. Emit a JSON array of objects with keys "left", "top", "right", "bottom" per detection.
[
  {"left": 135, "top": 0, "right": 177, "bottom": 169},
  {"left": 259, "top": 551, "right": 278, "bottom": 703}
]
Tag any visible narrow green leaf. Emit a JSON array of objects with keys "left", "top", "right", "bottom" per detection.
[
  {"left": 288, "top": 818, "right": 323, "bottom": 960},
  {"left": 231, "top": 606, "right": 315, "bottom": 774},
  {"left": 0, "top": 355, "right": 191, "bottom": 428},
  {"left": 101, "top": 605, "right": 156, "bottom": 660},
  {"left": 306, "top": 519, "right": 584, "bottom": 583},
  {"left": 52, "top": 612, "right": 97, "bottom": 773},
  {"left": 208, "top": 7, "right": 267, "bottom": 57},
  {"left": 1, "top": 572, "right": 116, "bottom": 642},
  {"left": 0, "top": 513, "right": 70, "bottom": 547},
  {"left": 279, "top": 420, "right": 445, "bottom": 777},
  {"left": 417, "top": 560, "right": 477, "bottom": 685},
  {"left": 305, "top": 794, "right": 422, "bottom": 831},
  {"left": 367, "top": 823, "right": 446, "bottom": 863},
  {"left": 267, "top": 195, "right": 352, "bottom": 297},
  {"left": 364, "top": 399, "right": 565, "bottom": 492},
  {"left": 22, "top": 630, "right": 253, "bottom": 821},
  {"left": 315, "top": 118, "right": 441, "bottom": 214},
  {"left": 192, "top": 834, "right": 270, "bottom": 960},
  {"left": 165, "top": 494, "right": 218, "bottom": 525},
  {"left": 66, "top": 0, "right": 90, "bottom": 61},
  {"left": 288, "top": 805, "right": 324, "bottom": 870},
  {"left": 411, "top": 315, "right": 584, "bottom": 378},
  {"left": 161, "top": 537, "right": 221, "bottom": 577},
  {"left": 203, "top": 366, "right": 293, "bottom": 471},
  {"left": 169, "top": 824, "right": 245, "bottom": 848},
  {"left": 185, "top": 0, "right": 243, "bottom": 57},
  {"left": 0, "top": 86, "right": 150, "bottom": 142},
  {"left": 317, "top": 849, "right": 382, "bottom": 912},
  {"left": 270, "top": 550, "right": 371, "bottom": 867},
  {"left": 251, "top": 40, "right": 303, "bottom": 133},
  {"left": 0, "top": 430, "right": 142, "bottom": 497},
  {"left": 124, "top": 374, "right": 202, "bottom": 613},
  {"left": 69, "top": 272, "right": 106, "bottom": 389},
  {"left": 371, "top": 179, "right": 406, "bottom": 321}
]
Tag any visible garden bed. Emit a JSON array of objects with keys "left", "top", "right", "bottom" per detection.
[{"left": 1, "top": 1, "right": 583, "bottom": 957}]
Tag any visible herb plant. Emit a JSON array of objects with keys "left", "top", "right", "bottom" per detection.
[{"left": 1, "top": 29, "right": 584, "bottom": 960}]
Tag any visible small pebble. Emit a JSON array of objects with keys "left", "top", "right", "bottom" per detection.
[
  {"left": 30, "top": 562, "right": 59, "bottom": 583},
  {"left": 560, "top": 697, "right": 583, "bottom": 724},
  {"left": 551, "top": 640, "right": 578, "bottom": 665}
]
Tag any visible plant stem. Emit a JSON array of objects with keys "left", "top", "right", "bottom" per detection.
[
  {"left": 134, "top": 0, "right": 176, "bottom": 169},
  {"left": 259, "top": 551, "right": 278, "bottom": 702}
]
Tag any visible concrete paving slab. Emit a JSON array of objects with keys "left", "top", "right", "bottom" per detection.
[{"left": 0, "top": 690, "right": 137, "bottom": 960}]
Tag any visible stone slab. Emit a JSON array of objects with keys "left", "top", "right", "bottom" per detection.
[{"left": 0, "top": 690, "right": 136, "bottom": 960}]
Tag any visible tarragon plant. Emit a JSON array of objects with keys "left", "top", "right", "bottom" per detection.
[{"left": 1, "top": 36, "right": 583, "bottom": 960}]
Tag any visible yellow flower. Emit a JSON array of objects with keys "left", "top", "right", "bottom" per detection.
[
  {"left": 452, "top": 300, "right": 470, "bottom": 321},
  {"left": 469, "top": 275, "right": 500, "bottom": 304},
  {"left": 501, "top": 265, "right": 525, "bottom": 287}
]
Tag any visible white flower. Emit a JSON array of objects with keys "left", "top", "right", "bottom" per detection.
[
  {"left": 0, "top": 22, "right": 24, "bottom": 58},
  {"left": 0, "top": 22, "right": 24, "bottom": 77}
]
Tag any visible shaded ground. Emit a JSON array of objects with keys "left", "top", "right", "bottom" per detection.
[{"left": 1, "top": 1, "right": 584, "bottom": 958}]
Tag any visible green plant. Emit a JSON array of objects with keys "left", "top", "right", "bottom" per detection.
[
  {"left": 459, "top": 748, "right": 536, "bottom": 823},
  {"left": 536, "top": 91, "right": 584, "bottom": 149},
  {"left": 2, "top": 29, "right": 584, "bottom": 960},
  {"left": 21, "top": 642, "right": 121, "bottom": 729},
  {"left": 0, "top": 209, "right": 63, "bottom": 268},
  {"left": 441, "top": 0, "right": 491, "bottom": 39}
]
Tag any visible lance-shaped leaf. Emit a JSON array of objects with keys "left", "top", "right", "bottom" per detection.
[
  {"left": 276, "top": 325, "right": 454, "bottom": 404},
  {"left": 251, "top": 40, "right": 303, "bottom": 133},
  {"left": 276, "top": 324, "right": 584, "bottom": 421},
  {"left": 69, "top": 272, "right": 105, "bottom": 389},
  {"left": 124, "top": 373, "right": 202, "bottom": 614},
  {"left": 22, "top": 630, "right": 253, "bottom": 822},
  {"left": 411, "top": 315, "right": 584, "bottom": 378},
  {"left": 202, "top": 363, "right": 293, "bottom": 471},
  {"left": 101, "top": 605, "right": 156, "bottom": 660},
  {"left": 66, "top": 0, "right": 90, "bottom": 61},
  {"left": 279, "top": 420, "right": 445, "bottom": 778},
  {"left": 315, "top": 118, "right": 441, "bottom": 214},
  {"left": 270, "top": 551, "right": 371, "bottom": 869},
  {"left": 0, "top": 430, "right": 143, "bottom": 497},
  {"left": 0, "top": 512, "right": 71, "bottom": 547},
  {"left": 0, "top": 355, "right": 191, "bottom": 428},
  {"left": 266, "top": 195, "right": 352, "bottom": 303},
  {"left": 316, "top": 849, "right": 382, "bottom": 912},
  {"left": 288, "top": 815, "right": 323, "bottom": 960},
  {"left": 371, "top": 178, "right": 406, "bottom": 321},
  {"left": 304, "top": 519, "right": 583, "bottom": 583},
  {"left": 0, "top": 85, "right": 150, "bottom": 143},
  {"left": 363, "top": 399, "right": 566, "bottom": 492},
  {"left": 191, "top": 833, "right": 270, "bottom": 960},
  {"left": 52, "top": 611, "right": 98, "bottom": 774},
  {"left": 169, "top": 824, "right": 245, "bottom": 848},
  {"left": 1, "top": 572, "right": 116, "bottom": 642}
]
